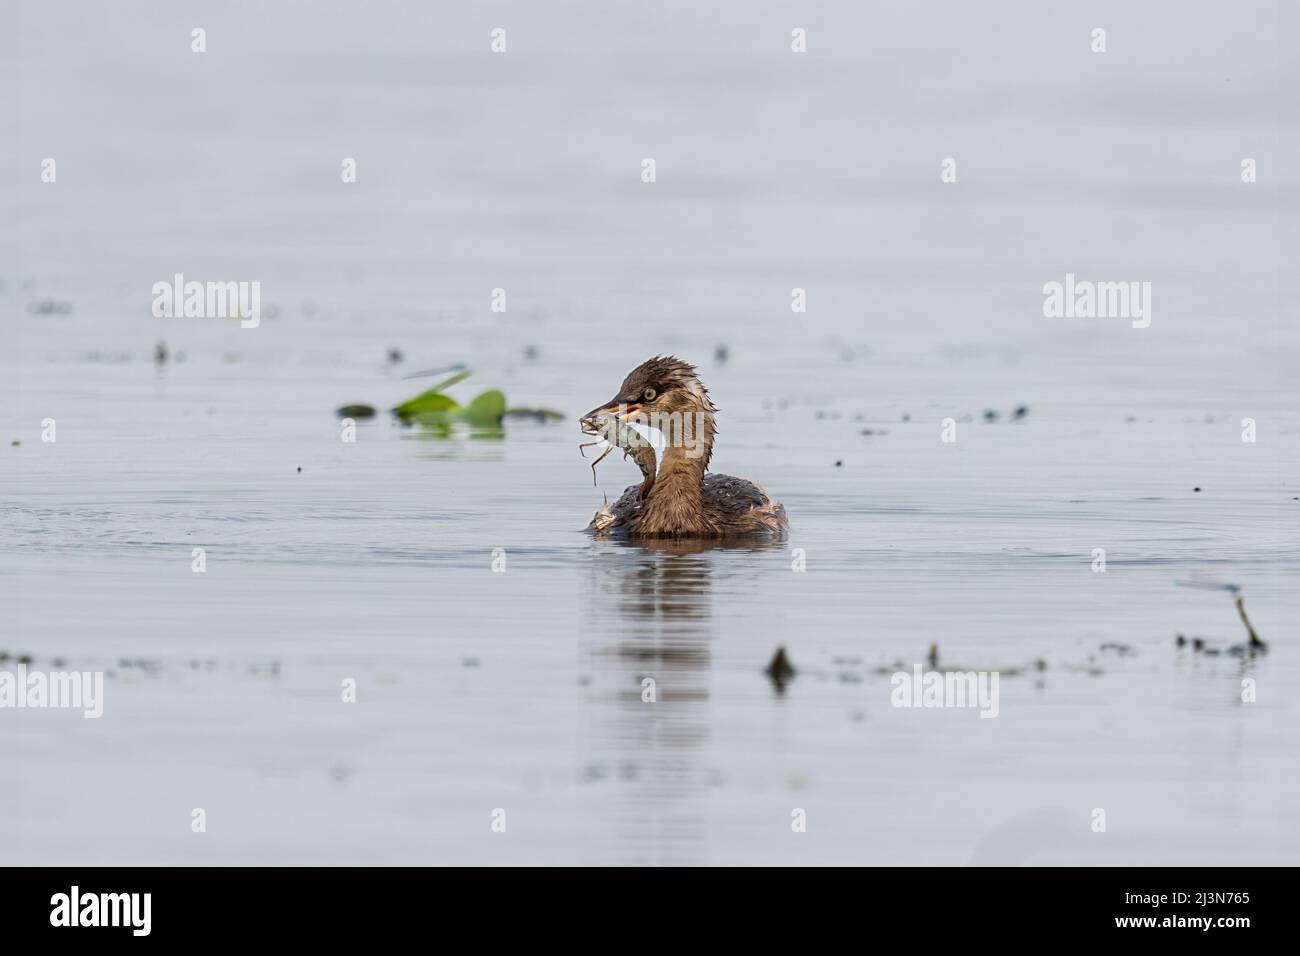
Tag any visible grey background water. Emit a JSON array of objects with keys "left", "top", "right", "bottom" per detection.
[{"left": 2, "top": 1, "right": 1297, "bottom": 864}]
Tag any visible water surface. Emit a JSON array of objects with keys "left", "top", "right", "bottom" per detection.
[{"left": 2, "top": 0, "right": 1297, "bottom": 865}]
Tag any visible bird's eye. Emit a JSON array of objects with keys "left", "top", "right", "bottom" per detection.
[{"left": 643, "top": 387, "right": 657, "bottom": 401}]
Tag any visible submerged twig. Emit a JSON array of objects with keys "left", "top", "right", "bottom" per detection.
[{"left": 1235, "top": 596, "right": 1266, "bottom": 649}]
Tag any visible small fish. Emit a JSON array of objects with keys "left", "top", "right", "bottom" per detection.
[{"left": 579, "top": 413, "right": 657, "bottom": 499}]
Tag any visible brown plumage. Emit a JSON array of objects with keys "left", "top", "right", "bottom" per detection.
[{"left": 582, "top": 356, "right": 788, "bottom": 539}]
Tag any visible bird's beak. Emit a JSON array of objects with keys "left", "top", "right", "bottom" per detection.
[{"left": 580, "top": 399, "right": 641, "bottom": 424}]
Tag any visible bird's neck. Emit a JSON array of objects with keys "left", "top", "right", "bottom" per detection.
[
  {"left": 640, "top": 455, "right": 705, "bottom": 535},
  {"left": 660, "top": 402, "right": 714, "bottom": 478},
  {"left": 655, "top": 449, "right": 707, "bottom": 498},
  {"left": 642, "top": 405, "right": 715, "bottom": 527}
]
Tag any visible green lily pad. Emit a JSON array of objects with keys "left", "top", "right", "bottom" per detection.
[
  {"left": 392, "top": 368, "right": 473, "bottom": 423},
  {"left": 461, "top": 389, "right": 507, "bottom": 427},
  {"left": 393, "top": 369, "right": 512, "bottom": 435},
  {"left": 410, "top": 407, "right": 458, "bottom": 427},
  {"left": 409, "top": 419, "right": 455, "bottom": 438},
  {"left": 394, "top": 391, "right": 461, "bottom": 424}
]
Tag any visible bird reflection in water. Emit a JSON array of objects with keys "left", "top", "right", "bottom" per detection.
[{"left": 578, "top": 537, "right": 781, "bottom": 865}]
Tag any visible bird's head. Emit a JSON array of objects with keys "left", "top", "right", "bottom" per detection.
[
  {"left": 582, "top": 356, "right": 713, "bottom": 422},
  {"left": 581, "top": 356, "right": 716, "bottom": 465}
]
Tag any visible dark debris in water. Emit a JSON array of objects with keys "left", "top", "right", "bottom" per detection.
[
  {"left": 1174, "top": 591, "right": 1267, "bottom": 656},
  {"left": 502, "top": 407, "right": 565, "bottom": 423},
  {"left": 28, "top": 300, "right": 74, "bottom": 316},
  {"left": 2, "top": 654, "right": 287, "bottom": 680},
  {"left": 765, "top": 646, "right": 796, "bottom": 691},
  {"left": 867, "top": 643, "right": 1047, "bottom": 679},
  {"left": 336, "top": 404, "right": 377, "bottom": 419},
  {"left": 1235, "top": 596, "right": 1267, "bottom": 650}
]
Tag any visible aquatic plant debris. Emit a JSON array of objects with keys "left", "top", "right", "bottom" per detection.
[
  {"left": 400, "top": 362, "right": 467, "bottom": 381},
  {"left": 392, "top": 368, "right": 473, "bottom": 423},
  {"left": 1235, "top": 596, "right": 1266, "bottom": 650},
  {"left": 386, "top": 369, "right": 537, "bottom": 431},
  {"left": 458, "top": 389, "right": 508, "bottom": 428},
  {"left": 504, "top": 408, "right": 565, "bottom": 423},
  {"left": 765, "top": 646, "right": 796, "bottom": 690},
  {"left": 1173, "top": 579, "right": 1267, "bottom": 653},
  {"left": 1175, "top": 578, "right": 1241, "bottom": 595},
  {"left": 336, "top": 404, "right": 376, "bottom": 419}
]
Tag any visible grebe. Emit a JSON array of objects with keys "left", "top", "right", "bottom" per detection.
[{"left": 581, "top": 356, "right": 788, "bottom": 538}]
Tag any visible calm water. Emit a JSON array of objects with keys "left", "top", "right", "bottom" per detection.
[{"left": 2, "top": 1, "right": 1297, "bottom": 865}]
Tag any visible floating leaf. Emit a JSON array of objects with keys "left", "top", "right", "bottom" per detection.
[
  {"left": 461, "top": 389, "right": 507, "bottom": 427},
  {"left": 392, "top": 368, "right": 474, "bottom": 423},
  {"left": 336, "top": 404, "right": 377, "bottom": 419},
  {"left": 394, "top": 390, "right": 461, "bottom": 424},
  {"left": 410, "top": 407, "right": 458, "bottom": 427},
  {"left": 409, "top": 418, "right": 455, "bottom": 438}
]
